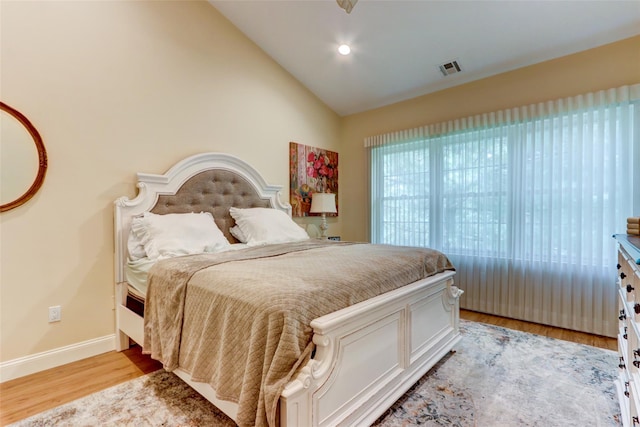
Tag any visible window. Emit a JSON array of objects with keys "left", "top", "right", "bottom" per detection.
[{"left": 367, "top": 85, "right": 639, "bottom": 336}]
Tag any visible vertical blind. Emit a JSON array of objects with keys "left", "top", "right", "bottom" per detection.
[{"left": 367, "top": 84, "right": 640, "bottom": 337}]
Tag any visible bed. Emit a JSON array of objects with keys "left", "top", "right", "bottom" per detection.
[{"left": 113, "top": 152, "right": 463, "bottom": 427}]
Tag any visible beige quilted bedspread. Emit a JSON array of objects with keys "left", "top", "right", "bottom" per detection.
[{"left": 143, "top": 241, "right": 454, "bottom": 427}]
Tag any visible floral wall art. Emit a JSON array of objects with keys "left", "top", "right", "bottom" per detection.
[{"left": 289, "top": 142, "right": 339, "bottom": 217}]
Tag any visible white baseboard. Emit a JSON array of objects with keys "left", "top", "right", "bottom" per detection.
[{"left": 0, "top": 334, "right": 115, "bottom": 383}]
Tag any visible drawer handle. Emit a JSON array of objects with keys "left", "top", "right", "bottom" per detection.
[
  {"left": 626, "top": 381, "right": 630, "bottom": 397},
  {"left": 620, "top": 356, "right": 627, "bottom": 369},
  {"left": 624, "top": 327, "right": 628, "bottom": 340},
  {"left": 622, "top": 272, "right": 627, "bottom": 279},
  {"left": 618, "top": 263, "right": 623, "bottom": 270},
  {"left": 628, "top": 284, "right": 635, "bottom": 293},
  {"left": 633, "top": 416, "right": 639, "bottom": 425},
  {"left": 635, "top": 303, "right": 640, "bottom": 314},
  {"left": 621, "top": 309, "right": 628, "bottom": 320}
]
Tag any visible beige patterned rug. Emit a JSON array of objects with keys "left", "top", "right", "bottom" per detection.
[{"left": 10, "top": 321, "right": 620, "bottom": 426}]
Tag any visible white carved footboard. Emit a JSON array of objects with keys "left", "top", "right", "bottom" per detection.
[{"left": 280, "top": 270, "right": 461, "bottom": 427}]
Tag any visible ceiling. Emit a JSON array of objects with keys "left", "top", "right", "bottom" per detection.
[{"left": 210, "top": 1, "right": 640, "bottom": 116}]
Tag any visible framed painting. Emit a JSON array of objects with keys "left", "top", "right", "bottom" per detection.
[{"left": 289, "top": 142, "right": 339, "bottom": 217}]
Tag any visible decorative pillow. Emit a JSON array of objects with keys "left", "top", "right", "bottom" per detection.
[
  {"left": 229, "top": 225, "right": 248, "bottom": 243},
  {"left": 131, "top": 211, "right": 230, "bottom": 260},
  {"left": 229, "top": 207, "right": 309, "bottom": 246}
]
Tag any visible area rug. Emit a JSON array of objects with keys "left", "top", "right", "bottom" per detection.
[{"left": 10, "top": 321, "right": 620, "bottom": 427}]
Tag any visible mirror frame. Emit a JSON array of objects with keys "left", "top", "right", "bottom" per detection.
[{"left": 0, "top": 102, "right": 48, "bottom": 212}]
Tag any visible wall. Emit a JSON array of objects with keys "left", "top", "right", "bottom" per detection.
[
  {"left": 340, "top": 35, "right": 640, "bottom": 242},
  {"left": 0, "top": 1, "right": 340, "bottom": 366}
]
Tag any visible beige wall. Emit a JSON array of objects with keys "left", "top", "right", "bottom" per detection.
[
  {"left": 340, "top": 35, "right": 640, "bottom": 242},
  {"left": 0, "top": 1, "right": 340, "bottom": 363}
]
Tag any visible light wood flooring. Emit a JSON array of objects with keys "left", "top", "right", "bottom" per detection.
[{"left": 0, "top": 310, "right": 616, "bottom": 426}]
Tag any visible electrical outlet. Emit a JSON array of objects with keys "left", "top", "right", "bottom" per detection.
[{"left": 48, "top": 306, "right": 61, "bottom": 323}]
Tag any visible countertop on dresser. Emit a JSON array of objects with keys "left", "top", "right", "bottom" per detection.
[{"left": 614, "top": 234, "right": 640, "bottom": 265}]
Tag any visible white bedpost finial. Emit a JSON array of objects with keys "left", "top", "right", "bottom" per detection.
[{"left": 310, "top": 193, "right": 337, "bottom": 239}]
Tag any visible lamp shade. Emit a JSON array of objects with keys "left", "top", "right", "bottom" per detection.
[{"left": 310, "top": 193, "right": 337, "bottom": 214}]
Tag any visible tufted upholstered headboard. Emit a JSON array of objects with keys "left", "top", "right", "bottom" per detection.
[
  {"left": 114, "top": 152, "right": 291, "bottom": 284},
  {"left": 149, "top": 169, "right": 272, "bottom": 243}
]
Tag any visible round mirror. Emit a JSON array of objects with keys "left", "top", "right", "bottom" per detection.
[{"left": 0, "top": 102, "right": 47, "bottom": 212}]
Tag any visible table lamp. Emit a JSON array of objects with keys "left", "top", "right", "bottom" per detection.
[{"left": 310, "top": 192, "right": 337, "bottom": 239}]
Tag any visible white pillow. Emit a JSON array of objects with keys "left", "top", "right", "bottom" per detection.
[
  {"left": 229, "top": 207, "right": 309, "bottom": 246},
  {"left": 127, "top": 216, "right": 147, "bottom": 261},
  {"left": 229, "top": 225, "right": 248, "bottom": 243},
  {"left": 131, "top": 212, "right": 230, "bottom": 260}
]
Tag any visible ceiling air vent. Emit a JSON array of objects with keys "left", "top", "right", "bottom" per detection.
[{"left": 439, "top": 60, "right": 462, "bottom": 77}]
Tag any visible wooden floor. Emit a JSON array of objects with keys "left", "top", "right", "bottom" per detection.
[
  {"left": 459, "top": 310, "right": 616, "bottom": 351},
  {"left": 0, "top": 310, "right": 616, "bottom": 426},
  {"left": 0, "top": 345, "right": 163, "bottom": 426}
]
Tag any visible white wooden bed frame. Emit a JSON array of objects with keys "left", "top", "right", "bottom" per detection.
[{"left": 114, "top": 152, "right": 463, "bottom": 427}]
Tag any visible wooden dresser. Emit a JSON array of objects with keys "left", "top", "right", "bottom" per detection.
[{"left": 615, "top": 234, "right": 640, "bottom": 427}]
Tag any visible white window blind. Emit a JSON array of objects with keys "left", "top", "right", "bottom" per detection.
[{"left": 367, "top": 85, "right": 640, "bottom": 336}]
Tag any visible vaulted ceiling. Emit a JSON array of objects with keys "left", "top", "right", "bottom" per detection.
[{"left": 210, "top": 1, "right": 640, "bottom": 116}]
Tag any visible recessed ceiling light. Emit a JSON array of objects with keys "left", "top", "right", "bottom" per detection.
[{"left": 338, "top": 44, "right": 351, "bottom": 55}]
